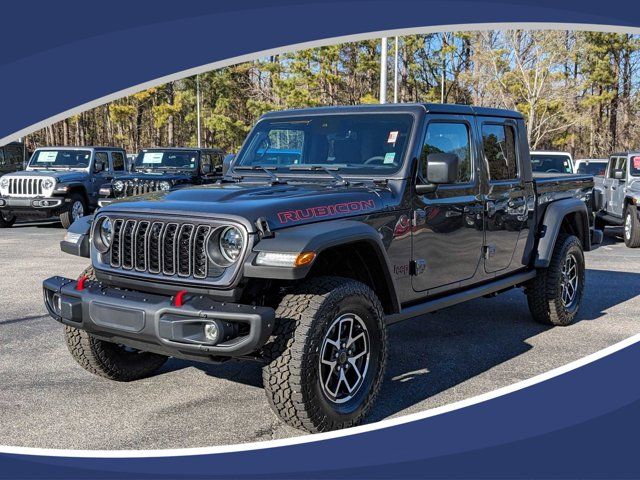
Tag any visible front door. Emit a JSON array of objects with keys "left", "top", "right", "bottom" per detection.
[
  {"left": 411, "top": 116, "right": 484, "bottom": 293},
  {"left": 90, "top": 152, "right": 112, "bottom": 205},
  {"left": 611, "top": 156, "right": 627, "bottom": 217},
  {"left": 481, "top": 119, "right": 527, "bottom": 273}
]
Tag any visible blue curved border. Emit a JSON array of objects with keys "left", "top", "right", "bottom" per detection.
[{"left": 1, "top": 0, "right": 639, "bottom": 141}]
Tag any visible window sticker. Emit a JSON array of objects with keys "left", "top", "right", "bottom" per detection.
[
  {"left": 384, "top": 152, "right": 396, "bottom": 164},
  {"left": 142, "top": 152, "right": 163, "bottom": 164},
  {"left": 37, "top": 151, "right": 58, "bottom": 163},
  {"left": 387, "top": 131, "right": 398, "bottom": 143},
  {"left": 633, "top": 156, "right": 640, "bottom": 170}
]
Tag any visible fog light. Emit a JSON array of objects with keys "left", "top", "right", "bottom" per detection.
[{"left": 204, "top": 322, "right": 221, "bottom": 344}]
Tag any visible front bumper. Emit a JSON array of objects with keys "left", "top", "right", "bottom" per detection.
[
  {"left": 0, "top": 196, "right": 66, "bottom": 214},
  {"left": 43, "top": 276, "right": 275, "bottom": 361}
]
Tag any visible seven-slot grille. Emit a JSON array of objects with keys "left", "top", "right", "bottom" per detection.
[
  {"left": 107, "top": 217, "right": 220, "bottom": 280},
  {"left": 6, "top": 177, "right": 45, "bottom": 197},
  {"left": 116, "top": 180, "right": 164, "bottom": 198}
]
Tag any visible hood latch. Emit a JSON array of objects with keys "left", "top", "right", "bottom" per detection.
[{"left": 255, "top": 217, "right": 274, "bottom": 239}]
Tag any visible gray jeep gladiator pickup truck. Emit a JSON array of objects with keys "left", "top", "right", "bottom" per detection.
[
  {"left": 43, "top": 104, "right": 600, "bottom": 432},
  {"left": 0, "top": 146, "right": 127, "bottom": 228},
  {"left": 594, "top": 151, "right": 640, "bottom": 247}
]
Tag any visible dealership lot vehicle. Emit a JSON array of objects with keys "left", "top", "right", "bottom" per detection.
[
  {"left": 0, "top": 147, "right": 127, "bottom": 228},
  {"left": 98, "top": 147, "right": 224, "bottom": 204},
  {"left": 43, "top": 104, "right": 600, "bottom": 433},
  {"left": 595, "top": 152, "right": 640, "bottom": 247},
  {"left": 575, "top": 158, "right": 608, "bottom": 176},
  {"left": 0, "top": 142, "right": 28, "bottom": 175},
  {"left": 530, "top": 150, "right": 574, "bottom": 174}
]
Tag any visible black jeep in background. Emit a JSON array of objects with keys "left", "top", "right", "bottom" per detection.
[
  {"left": 44, "top": 104, "right": 600, "bottom": 433},
  {"left": 0, "top": 142, "right": 28, "bottom": 175},
  {"left": 98, "top": 147, "right": 224, "bottom": 204}
]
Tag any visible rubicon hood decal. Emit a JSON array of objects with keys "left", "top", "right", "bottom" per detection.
[{"left": 277, "top": 199, "right": 376, "bottom": 224}]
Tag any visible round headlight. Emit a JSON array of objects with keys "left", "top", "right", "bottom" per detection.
[
  {"left": 0, "top": 177, "right": 9, "bottom": 189},
  {"left": 113, "top": 180, "right": 124, "bottom": 192},
  {"left": 94, "top": 217, "right": 113, "bottom": 253},
  {"left": 159, "top": 181, "right": 171, "bottom": 191},
  {"left": 219, "top": 226, "right": 243, "bottom": 263},
  {"left": 41, "top": 178, "right": 54, "bottom": 190}
]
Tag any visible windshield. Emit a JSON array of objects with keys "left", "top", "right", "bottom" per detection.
[
  {"left": 530, "top": 154, "right": 573, "bottom": 174},
  {"left": 631, "top": 155, "right": 640, "bottom": 177},
  {"left": 134, "top": 150, "right": 198, "bottom": 171},
  {"left": 577, "top": 161, "right": 607, "bottom": 176},
  {"left": 28, "top": 149, "right": 91, "bottom": 169},
  {"left": 234, "top": 113, "right": 414, "bottom": 176}
]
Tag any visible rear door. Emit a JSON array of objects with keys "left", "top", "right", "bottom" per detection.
[
  {"left": 481, "top": 118, "right": 527, "bottom": 273},
  {"left": 110, "top": 151, "right": 126, "bottom": 178}
]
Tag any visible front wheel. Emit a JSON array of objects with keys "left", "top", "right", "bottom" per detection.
[
  {"left": 262, "top": 277, "right": 387, "bottom": 432},
  {"left": 624, "top": 205, "right": 640, "bottom": 248},
  {"left": 60, "top": 194, "right": 86, "bottom": 229},
  {"left": 526, "top": 233, "right": 585, "bottom": 326},
  {"left": 0, "top": 212, "right": 16, "bottom": 228}
]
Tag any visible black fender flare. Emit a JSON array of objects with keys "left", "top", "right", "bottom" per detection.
[
  {"left": 244, "top": 219, "right": 400, "bottom": 313},
  {"left": 60, "top": 214, "right": 93, "bottom": 258},
  {"left": 534, "top": 198, "right": 590, "bottom": 268}
]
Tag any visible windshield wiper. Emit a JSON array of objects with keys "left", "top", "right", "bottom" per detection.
[
  {"left": 288, "top": 165, "right": 349, "bottom": 186},
  {"left": 232, "top": 165, "right": 287, "bottom": 185}
]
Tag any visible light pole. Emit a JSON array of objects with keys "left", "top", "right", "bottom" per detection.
[
  {"left": 379, "top": 37, "right": 388, "bottom": 104},
  {"left": 196, "top": 74, "right": 202, "bottom": 148},
  {"left": 393, "top": 36, "right": 399, "bottom": 103}
]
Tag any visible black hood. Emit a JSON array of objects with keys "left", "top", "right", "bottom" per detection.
[
  {"left": 117, "top": 171, "right": 193, "bottom": 182},
  {"left": 101, "top": 182, "right": 394, "bottom": 232}
]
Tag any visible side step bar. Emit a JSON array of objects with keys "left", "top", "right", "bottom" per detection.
[{"left": 386, "top": 270, "right": 537, "bottom": 325}]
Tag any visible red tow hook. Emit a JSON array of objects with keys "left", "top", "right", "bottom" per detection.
[
  {"left": 174, "top": 290, "right": 188, "bottom": 307},
  {"left": 76, "top": 275, "right": 88, "bottom": 291}
]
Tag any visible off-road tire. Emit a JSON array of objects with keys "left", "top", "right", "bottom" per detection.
[
  {"left": 526, "top": 233, "right": 585, "bottom": 326},
  {"left": 0, "top": 212, "right": 16, "bottom": 228},
  {"left": 624, "top": 205, "right": 640, "bottom": 248},
  {"left": 60, "top": 193, "right": 86, "bottom": 229},
  {"left": 64, "top": 266, "right": 168, "bottom": 381},
  {"left": 262, "top": 276, "right": 387, "bottom": 433}
]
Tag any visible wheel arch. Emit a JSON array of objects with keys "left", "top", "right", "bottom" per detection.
[
  {"left": 534, "top": 198, "right": 590, "bottom": 268},
  {"left": 244, "top": 220, "right": 400, "bottom": 314}
]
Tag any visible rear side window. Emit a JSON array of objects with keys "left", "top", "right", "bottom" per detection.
[
  {"left": 421, "top": 122, "right": 472, "bottom": 183},
  {"left": 111, "top": 152, "right": 125, "bottom": 171},
  {"left": 482, "top": 124, "right": 518, "bottom": 181}
]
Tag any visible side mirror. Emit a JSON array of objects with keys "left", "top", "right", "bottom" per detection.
[
  {"left": 222, "top": 154, "right": 236, "bottom": 176},
  {"left": 614, "top": 169, "right": 624, "bottom": 180},
  {"left": 201, "top": 163, "right": 213, "bottom": 175},
  {"left": 416, "top": 153, "right": 459, "bottom": 194}
]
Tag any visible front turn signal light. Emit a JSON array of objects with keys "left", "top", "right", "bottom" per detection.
[{"left": 294, "top": 252, "right": 316, "bottom": 267}]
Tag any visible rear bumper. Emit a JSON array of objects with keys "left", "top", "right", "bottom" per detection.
[{"left": 43, "top": 276, "right": 275, "bottom": 361}]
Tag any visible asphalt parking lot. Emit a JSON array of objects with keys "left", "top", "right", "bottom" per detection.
[{"left": 1, "top": 221, "right": 639, "bottom": 450}]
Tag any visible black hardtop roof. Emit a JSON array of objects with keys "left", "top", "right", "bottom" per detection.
[
  {"left": 34, "top": 146, "right": 126, "bottom": 151},
  {"left": 611, "top": 151, "right": 640, "bottom": 157},
  {"left": 260, "top": 103, "right": 523, "bottom": 120},
  {"left": 139, "top": 147, "right": 223, "bottom": 153}
]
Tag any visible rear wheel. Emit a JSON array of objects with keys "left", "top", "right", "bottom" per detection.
[
  {"left": 262, "top": 276, "right": 387, "bottom": 432},
  {"left": 60, "top": 194, "right": 86, "bottom": 229},
  {"left": 0, "top": 212, "right": 16, "bottom": 228},
  {"left": 526, "top": 233, "right": 585, "bottom": 326},
  {"left": 624, "top": 205, "right": 640, "bottom": 248},
  {"left": 64, "top": 266, "right": 168, "bottom": 381}
]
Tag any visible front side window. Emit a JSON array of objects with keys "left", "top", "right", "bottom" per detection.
[
  {"left": 420, "top": 122, "right": 472, "bottom": 183},
  {"left": 630, "top": 155, "right": 640, "bottom": 177},
  {"left": 111, "top": 152, "right": 125, "bottom": 171},
  {"left": 482, "top": 124, "right": 518, "bottom": 181},
  {"left": 235, "top": 113, "right": 414, "bottom": 176},
  {"left": 28, "top": 149, "right": 91, "bottom": 169},
  {"left": 607, "top": 157, "right": 618, "bottom": 178}
]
